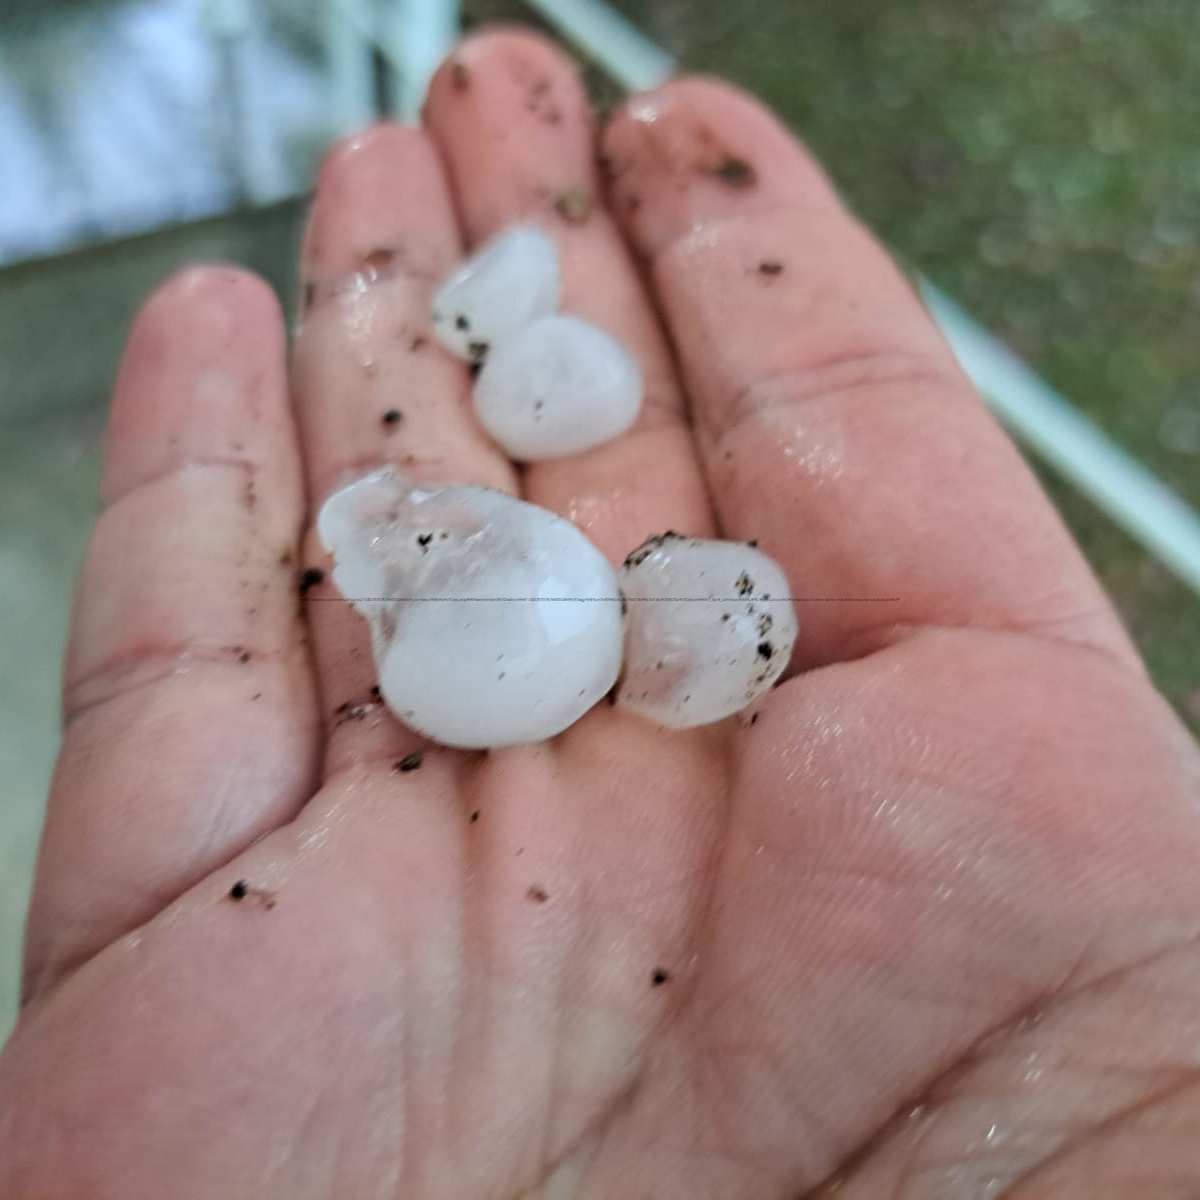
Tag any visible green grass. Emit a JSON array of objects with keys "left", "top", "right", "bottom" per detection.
[{"left": 469, "top": 0, "right": 1200, "bottom": 733}]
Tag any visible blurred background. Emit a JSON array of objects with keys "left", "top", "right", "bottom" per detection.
[{"left": 1, "top": 0, "right": 1197, "bottom": 1038}]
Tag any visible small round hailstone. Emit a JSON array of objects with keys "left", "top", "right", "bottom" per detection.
[
  {"left": 472, "top": 314, "right": 643, "bottom": 460},
  {"left": 617, "top": 534, "right": 797, "bottom": 728},
  {"left": 317, "top": 465, "right": 623, "bottom": 749},
  {"left": 430, "top": 225, "right": 560, "bottom": 363}
]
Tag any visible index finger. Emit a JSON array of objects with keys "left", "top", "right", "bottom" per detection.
[{"left": 601, "top": 79, "right": 1140, "bottom": 673}]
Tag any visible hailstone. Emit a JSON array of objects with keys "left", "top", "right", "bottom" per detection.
[
  {"left": 317, "top": 466, "right": 624, "bottom": 749},
  {"left": 616, "top": 534, "right": 797, "bottom": 727},
  {"left": 430, "top": 225, "right": 561, "bottom": 364},
  {"left": 472, "top": 314, "right": 643, "bottom": 460}
]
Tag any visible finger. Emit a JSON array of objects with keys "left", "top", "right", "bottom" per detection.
[
  {"left": 292, "top": 127, "right": 518, "bottom": 777},
  {"left": 601, "top": 80, "right": 1140, "bottom": 672},
  {"left": 22, "top": 267, "right": 320, "bottom": 1002},
  {"left": 423, "top": 31, "right": 713, "bottom": 562}
]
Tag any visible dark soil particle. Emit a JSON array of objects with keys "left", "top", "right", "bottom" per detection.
[
  {"left": 750, "top": 712, "right": 759, "bottom": 725},
  {"left": 455, "top": 314, "right": 470, "bottom": 331},
  {"left": 370, "top": 684, "right": 381, "bottom": 699},
  {"left": 527, "top": 885, "right": 550, "bottom": 903},
  {"left": 757, "top": 641, "right": 774, "bottom": 660},
  {"left": 624, "top": 531, "right": 682, "bottom": 569},
  {"left": 395, "top": 751, "right": 423, "bottom": 773},
  {"left": 362, "top": 248, "right": 397, "bottom": 273},
  {"left": 382, "top": 408, "right": 402, "bottom": 428},
  {"left": 708, "top": 156, "right": 757, "bottom": 188},
  {"left": 470, "top": 810, "right": 480, "bottom": 823},
  {"left": 735, "top": 571, "right": 754, "bottom": 596},
  {"left": 417, "top": 532, "right": 433, "bottom": 549},
  {"left": 469, "top": 360, "right": 484, "bottom": 380},
  {"left": 468, "top": 340, "right": 490, "bottom": 362},
  {"left": 237, "top": 649, "right": 251, "bottom": 664},
  {"left": 555, "top": 188, "right": 592, "bottom": 223},
  {"left": 298, "top": 567, "right": 325, "bottom": 595},
  {"left": 757, "top": 261, "right": 784, "bottom": 276},
  {"left": 228, "top": 879, "right": 276, "bottom": 909},
  {"left": 651, "top": 968, "right": 671, "bottom": 986}
]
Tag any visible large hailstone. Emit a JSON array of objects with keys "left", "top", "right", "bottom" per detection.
[
  {"left": 430, "top": 225, "right": 561, "bottom": 363},
  {"left": 617, "top": 534, "right": 797, "bottom": 728},
  {"left": 317, "top": 466, "right": 623, "bottom": 749},
  {"left": 472, "top": 314, "right": 643, "bottom": 460}
]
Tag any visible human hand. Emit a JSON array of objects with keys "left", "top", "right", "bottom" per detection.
[{"left": 3, "top": 30, "right": 1199, "bottom": 1199}]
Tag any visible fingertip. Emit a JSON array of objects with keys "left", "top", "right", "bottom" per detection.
[
  {"left": 600, "top": 76, "right": 841, "bottom": 258},
  {"left": 302, "top": 124, "right": 456, "bottom": 282},
  {"left": 131, "top": 263, "right": 282, "bottom": 348},
  {"left": 103, "top": 264, "right": 290, "bottom": 508},
  {"left": 425, "top": 25, "right": 583, "bottom": 115},
  {"left": 311, "top": 122, "right": 432, "bottom": 196},
  {"left": 423, "top": 27, "right": 597, "bottom": 240}
]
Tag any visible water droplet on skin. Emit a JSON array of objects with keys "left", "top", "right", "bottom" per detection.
[
  {"left": 473, "top": 315, "right": 643, "bottom": 460},
  {"left": 626, "top": 96, "right": 662, "bottom": 125}
]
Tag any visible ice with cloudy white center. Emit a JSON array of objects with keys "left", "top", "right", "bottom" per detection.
[
  {"left": 317, "top": 466, "right": 623, "bottom": 749},
  {"left": 430, "top": 225, "right": 561, "bottom": 363},
  {"left": 617, "top": 535, "right": 798, "bottom": 727},
  {"left": 472, "top": 314, "right": 643, "bottom": 460}
]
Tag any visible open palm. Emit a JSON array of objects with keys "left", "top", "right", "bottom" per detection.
[{"left": 4, "top": 31, "right": 1200, "bottom": 1200}]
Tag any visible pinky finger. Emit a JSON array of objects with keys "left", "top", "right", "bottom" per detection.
[{"left": 21, "top": 268, "right": 321, "bottom": 1004}]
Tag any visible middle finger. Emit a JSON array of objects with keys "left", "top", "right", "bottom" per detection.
[{"left": 423, "top": 30, "right": 715, "bottom": 562}]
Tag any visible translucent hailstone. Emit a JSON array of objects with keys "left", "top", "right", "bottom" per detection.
[
  {"left": 317, "top": 466, "right": 623, "bottom": 749},
  {"left": 617, "top": 534, "right": 797, "bottom": 728},
  {"left": 430, "top": 225, "right": 561, "bottom": 363},
  {"left": 472, "top": 314, "right": 643, "bottom": 460}
]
